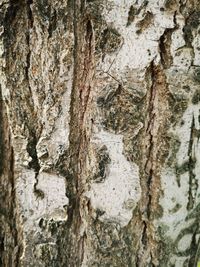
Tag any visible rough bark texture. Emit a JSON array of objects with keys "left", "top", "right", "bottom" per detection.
[{"left": 1, "top": 0, "right": 200, "bottom": 266}]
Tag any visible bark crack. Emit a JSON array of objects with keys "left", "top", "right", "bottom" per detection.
[
  {"left": 187, "top": 115, "right": 198, "bottom": 210},
  {"left": 158, "top": 11, "right": 177, "bottom": 69},
  {"left": 145, "top": 61, "right": 156, "bottom": 220},
  {"left": 138, "top": 58, "right": 169, "bottom": 266},
  {"left": 26, "top": 131, "right": 44, "bottom": 199},
  {"left": 25, "top": 1, "right": 44, "bottom": 199},
  {"left": 26, "top": 0, "right": 34, "bottom": 108},
  {"left": 137, "top": 61, "right": 157, "bottom": 267},
  {"left": 140, "top": 62, "right": 157, "bottom": 266}
]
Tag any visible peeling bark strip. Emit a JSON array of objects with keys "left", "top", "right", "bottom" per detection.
[{"left": 1, "top": 0, "right": 200, "bottom": 266}]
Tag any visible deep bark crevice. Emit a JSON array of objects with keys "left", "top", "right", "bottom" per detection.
[
  {"left": 158, "top": 11, "right": 177, "bottom": 69},
  {"left": 137, "top": 59, "right": 170, "bottom": 266},
  {"left": 187, "top": 115, "right": 197, "bottom": 210}
]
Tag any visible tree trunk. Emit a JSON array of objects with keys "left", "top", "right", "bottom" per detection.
[{"left": 0, "top": 0, "right": 200, "bottom": 266}]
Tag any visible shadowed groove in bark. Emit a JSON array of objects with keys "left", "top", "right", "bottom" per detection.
[
  {"left": 26, "top": 0, "right": 33, "bottom": 82},
  {"left": 158, "top": 11, "right": 177, "bottom": 69},
  {"left": 187, "top": 115, "right": 198, "bottom": 211},
  {"left": 138, "top": 61, "right": 159, "bottom": 267},
  {"left": 26, "top": 0, "right": 44, "bottom": 199}
]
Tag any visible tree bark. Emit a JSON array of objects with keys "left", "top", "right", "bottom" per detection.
[{"left": 0, "top": 0, "right": 200, "bottom": 266}]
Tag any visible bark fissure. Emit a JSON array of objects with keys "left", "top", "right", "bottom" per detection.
[
  {"left": 141, "top": 62, "right": 158, "bottom": 266},
  {"left": 145, "top": 62, "right": 157, "bottom": 220},
  {"left": 26, "top": 132, "right": 44, "bottom": 198},
  {"left": 158, "top": 12, "right": 177, "bottom": 69},
  {"left": 138, "top": 56, "right": 170, "bottom": 265},
  {"left": 187, "top": 115, "right": 197, "bottom": 210},
  {"left": 26, "top": 0, "right": 33, "bottom": 82}
]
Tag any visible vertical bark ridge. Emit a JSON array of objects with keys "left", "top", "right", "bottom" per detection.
[
  {"left": 65, "top": 1, "right": 94, "bottom": 266},
  {"left": 2, "top": 1, "right": 43, "bottom": 265},
  {"left": 136, "top": 14, "right": 180, "bottom": 264},
  {"left": 137, "top": 61, "right": 170, "bottom": 266},
  {"left": 0, "top": 89, "right": 20, "bottom": 266},
  {"left": 0, "top": 2, "right": 22, "bottom": 265}
]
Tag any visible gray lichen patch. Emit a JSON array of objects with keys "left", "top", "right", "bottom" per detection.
[
  {"left": 84, "top": 214, "right": 141, "bottom": 267},
  {"left": 169, "top": 96, "right": 189, "bottom": 123},
  {"left": 192, "top": 90, "right": 200, "bottom": 104},
  {"left": 169, "top": 203, "right": 182, "bottom": 214},
  {"left": 165, "top": 135, "right": 181, "bottom": 167},
  {"left": 136, "top": 11, "right": 154, "bottom": 34},
  {"left": 182, "top": 11, "right": 200, "bottom": 47},
  {"left": 155, "top": 224, "right": 176, "bottom": 266},
  {"left": 100, "top": 27, "right": 123, "bottom": 54},
  {"left": 193, "top": 68, "right": 200, "bottom": 83},
  {"left": 93, "top": 145, "right": 111, "bottom": 183},
  {"left": 126, "top": 5, "right": 138, "bottom": 26},
  {"left": 97, "top": 83, "right": 145, "bottom": 134},
  {"left": 164, "top": 0, "right": 178, "bottom": 10},
  {"left": 32, "top": 240, "right": 67, "bottom": 267}
]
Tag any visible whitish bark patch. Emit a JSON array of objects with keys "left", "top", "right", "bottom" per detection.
[{"left": 86, "top": 129, "right": 141, "bottom": 227}]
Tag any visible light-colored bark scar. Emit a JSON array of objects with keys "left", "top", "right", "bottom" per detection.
[{"left": 86, "top": 129, "right": 141, "bottom": 227}]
